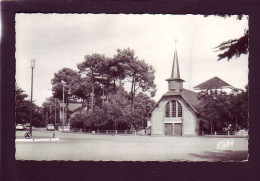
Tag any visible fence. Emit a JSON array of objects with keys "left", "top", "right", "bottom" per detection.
[
  {"left": 57, "top": 126, "right": 149, "bottom": 136},
  {"left": 201, "top": 131, "right": 248, "bottom": 137},
  {"left": 83, "top": 129, "right": 139, "bottom": 135}
]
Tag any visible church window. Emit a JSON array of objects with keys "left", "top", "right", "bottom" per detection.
[
  {"left": 178, "top": 102, "right": 182, "bottom": 117},
  {"left": 171, "top": 100, "right": 176, "bottom": 117},
  {"left": 165, "top": 102, "right": 170, "bottom": 117},
  {"left": 165, "top": 100, "right": 182, "bottom": 118}
]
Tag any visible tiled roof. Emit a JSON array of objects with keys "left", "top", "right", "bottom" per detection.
[
  {"left": 68, "top": 103, "right": 83, "bottom": 112},
  {"left": 149, "top": 88, "right": 200, "bottom": 114},
  {"left": 193, "top": 76, "right": 234, "bottom": 90},
  {"left": 181, "top": 89, "right": 200, "bottom": 112}
]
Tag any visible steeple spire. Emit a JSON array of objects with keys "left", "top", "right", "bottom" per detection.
[
  {"left": 171, "top": 50, "right": 180, "bottom": 79},
  {"left": 166, "top": 39, "right": 184, "bottom": 92}
]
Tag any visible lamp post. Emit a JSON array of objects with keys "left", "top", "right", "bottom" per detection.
[{"left": 29, "top": 59, "right": 35, "bottom": 135}]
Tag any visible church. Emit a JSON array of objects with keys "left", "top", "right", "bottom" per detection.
[{"left": 149, "top": 48, "right": 200, "bottom": 136}]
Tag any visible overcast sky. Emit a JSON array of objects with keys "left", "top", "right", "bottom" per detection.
[{"left": 15, "top": 14, "right": 248, "bottom": 106}]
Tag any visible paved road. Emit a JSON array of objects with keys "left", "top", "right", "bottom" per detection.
[{"left": 15, "top": 128, "right": 248, "bottom": 162}]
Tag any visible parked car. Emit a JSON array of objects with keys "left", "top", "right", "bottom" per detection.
[
  {"left": 236, "top": 129, "right": 248, "bottom": 136},
  {"left": 47, "top": 124, "right": 55, "bottom": 131},
  {"left": 16, "top": 124, "right": 24, "bottom": 130}
]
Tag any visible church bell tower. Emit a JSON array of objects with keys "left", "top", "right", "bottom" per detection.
[{"left": 166, "top": 40, "right": 184, "bottom": 92}]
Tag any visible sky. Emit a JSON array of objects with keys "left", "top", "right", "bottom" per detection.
[{"left": 15, "top": 14, "right": 249, "bottom": 106}]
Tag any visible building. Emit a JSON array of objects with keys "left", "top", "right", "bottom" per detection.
[
  {"left": 193, "top": 76, "right": 236, "bottom": 94},
  {"left": 149, "top": 48, "right": 200, "bottom": 136},
  {"left": 59, "top": 102, "right": 86, "bottom": 125}
]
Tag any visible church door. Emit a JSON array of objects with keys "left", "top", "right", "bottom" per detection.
[
  {"left": 165, "top": 123, "right": 173, "bottom": 136},
  {"left": 174, "top": 123, "right": 182, "bottom": 136}
]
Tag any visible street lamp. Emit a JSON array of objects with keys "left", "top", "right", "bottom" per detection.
[{"left": 29, "top": 59, "right": 35, "bottom": 135}]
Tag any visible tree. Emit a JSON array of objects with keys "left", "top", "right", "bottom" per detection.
[
  {"left": 215, "top": 30, "right": 248, "bottom": 61},
  {"left": 51, "top": 67, "right": 81, "bottom": 101},
  {"left": 42, "top": 97, "right": 60, "bottom": 125},
  {"left": 77, "top": 54, "right": 111, "bottom": 110},
  {"left": 197, "top": 87, "right": 248, "bottom": 134},
  {"left": 104, "top": 89, "right": 131, "bottom": 130},
  {"left": 15, "top": 84, "right": 31, "bottom": 124},
  {"left": 227, "top": 87, "right": 248, "bottom": 131},
  {"left": 130, "top": 92, "right": 156, "bottom": 128},
  {"left": 213, "top": 15, "right": 248, "bottom": 61},
  {"left": 197, "top": 90, "right": 230, "bottom": 134},
  {"left": 15, "top": 84, "right": 44, "bottom": 126},
  {"left": 114, "top": 48, "right": 157, "bottom": 107},
  {"left": 51, "top": 67, "right": 82, "bottom": 123}
]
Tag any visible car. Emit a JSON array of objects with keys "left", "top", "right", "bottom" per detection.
[
  {"left": 16, "top": 124, "right": 24, "bottom": 130},
  {"left": 47, "top": 124, "right": 55, "bottom": 131},
  {"left": 236, "top": 129, "right": 248, "bottom": 136}
]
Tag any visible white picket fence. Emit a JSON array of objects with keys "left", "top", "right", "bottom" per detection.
[
  {"left": 57, "top": 126, "right": 149, "bottom": 135},
  {"left": 201, "top": 130, "right": 248, "bottom": 137}
]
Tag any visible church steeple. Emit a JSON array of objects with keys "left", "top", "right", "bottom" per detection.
[
  {"left": 166, "top": 39, "right": 184, "bottom": 92},
  {"left": 171, "top": 50, "right": 180, "bottom": 79}
]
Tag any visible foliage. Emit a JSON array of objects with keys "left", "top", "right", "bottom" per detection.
[
  {"left": 213, "top": 15, "right": 248, "bottom": 61},
  {"left": 68, "top": 88, "right": 155, "bottom": 130},
  {"left": 51, "top": 67, "right": 82, "bottom": 101},
  {"left": 42, "top": 97, "right": 60, "bottom": 125},
  {"left": 215, "top": 30, "right": 248, "bottom": 61},
  {"left": 15, "top": 84, "right": 43, "bottom": 126},
  {"left": 197, "top": 87, "right": 248, "bottom": 134},
  {"left": 15, "top": 85, "right": 31, "bottom": 124},
  {"left": 114, "top": 48, "right": 157, "bottom": 107},
  {"left": 50, "top": 48, "right": 157, "bottom": 130}
]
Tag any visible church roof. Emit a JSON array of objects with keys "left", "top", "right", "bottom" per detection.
[
  {"left": 181, "top": 89, "right": 200, "bottom": 112},
  {"left": 68, "top": 103, "right": 83, "bottom": 112},
  {"left": 149, "top": 88, "right": 200, "bottom": 114},
  {"left": 193, "top": 76, "right": 234, "bottom": 90},
  {"left": 59, "top": 102, "right": 84, "bottom": 112}
]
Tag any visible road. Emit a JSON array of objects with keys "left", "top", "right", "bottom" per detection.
[{"left": 15, "top": 128, "right": 248, "bottom": 161}]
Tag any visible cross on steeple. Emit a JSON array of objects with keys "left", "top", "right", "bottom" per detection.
[{"left": 175, "top": 38, "right": 177, "bottom": 50}]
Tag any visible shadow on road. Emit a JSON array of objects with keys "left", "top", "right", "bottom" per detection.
[{"left": 189, "top": 150, "right": 248, "bottom": 162}]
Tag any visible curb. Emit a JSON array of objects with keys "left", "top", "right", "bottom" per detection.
[{"left": 16, "top": 138, "right": 60, "bottom": 142}]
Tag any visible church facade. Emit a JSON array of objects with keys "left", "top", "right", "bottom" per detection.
[{"left": 149, "top": 49, "right": 200, "bottom": 136}]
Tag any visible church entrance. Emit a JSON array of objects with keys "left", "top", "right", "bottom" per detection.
[
  {"left": 165, "top": 123, "right": 173, "bottom": 136},
  {"left": 174, "top": 123, "right": 182, "bottom": 136}
]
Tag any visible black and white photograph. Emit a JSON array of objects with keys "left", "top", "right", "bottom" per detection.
[{"left": 15, "top": 14, "right": 248, "bottom": 162}]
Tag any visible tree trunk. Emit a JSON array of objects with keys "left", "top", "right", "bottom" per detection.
[
  {"left": 210, "top": 119, "right": 213, "bottom": 135},
  {"left": 91, "top": 69, "right": 94, "bottom": 111},
  {"left": 130, "top": 76, "right": 135, "bottom": 108},
  {"left": 91, "top": 81, "right": 94, "bottom": 111},
  {"left": 114, "top": 79, "right": 116, "bottom": 94},
  {"left": 235, "top": 114, "right": 238, "bottom": 132},
  {"left": 102, "top": 75, "right": 105, "bottom": 108},
  {"left": 119, "top": 75, "right": 122, "bottom": 87},
  {"left": 66, "top": 95, "right": 69, "bottom": 125}
]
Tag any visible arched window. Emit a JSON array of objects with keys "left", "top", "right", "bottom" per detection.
[
  {"left": 171, "top": 100, "right": 176, "bottom": 117},
  {"left": 165, "top": 100, "right": 182, "bottom": 118},
  {"left": 177, "top": 102, "right": 182, "bottom": 117},
  {"left": 165, "top": 102, "right": 170, "bottom": 117}
]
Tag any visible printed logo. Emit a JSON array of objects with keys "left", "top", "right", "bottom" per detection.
[{"left": 217, "top": 139, "right": 234, "bottom": 151}]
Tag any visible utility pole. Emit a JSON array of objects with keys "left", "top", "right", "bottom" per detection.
[
  {"left": 54, "top": 98, "right": 56, "bottom": 124},
  {"left": 29, "top": 59, "right": 35, "bottom": 136},
  {"left": 62, "top": 83, "right": 65, "bottom": 131},
  {"left": 91, "top": 68, "right": 94, "bottom": 111}
]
